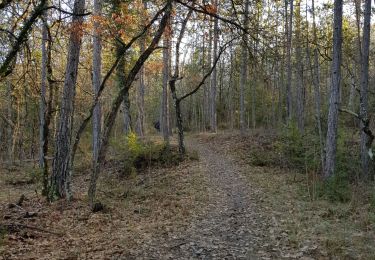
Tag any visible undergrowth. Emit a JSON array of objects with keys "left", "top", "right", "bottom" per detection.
[
  {"left": 236, "top": 124, "right": 366, "bottom": 203},
  {"left": 110, "top": 132, "right": 195, "bottom": 177}
]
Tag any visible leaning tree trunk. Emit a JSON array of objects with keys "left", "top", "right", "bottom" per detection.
[
  {"left": 88, "top": 4, "right": 172, "bottom": 209},
  {"left": 50, "top": 0, "right": 85, "bottom": 200},
  {"left": 359, "top": 0, "right": 372, "bottom": 179},
  {"left": 324, "top": 0, "right": 343, "bottom": 179},
  {"left": 117, "top": 46, "right": 132, "bottom": 134},
  {"left": 92, "top": 0, "right": 102, "bottom": 164}
]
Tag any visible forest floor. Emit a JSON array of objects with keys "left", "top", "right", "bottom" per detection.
[{"left": 1, "top": 131, "right": 374, "bottom": 259}]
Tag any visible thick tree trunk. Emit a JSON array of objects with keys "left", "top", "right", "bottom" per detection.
[
  {"left": 92, "top": 0, "right": 102, "bottom": 163},
  {"left": 324, "top": 0, "right": 343, "bottom": 179},
  {"left": 359, "top": 0, "right": 372, "bottom": 179},
  {"left": 50, "top": 0, "right": 85, "bottom": 200},
  {"left": 239, "top": 0, "right": 249, "bottom": 134}
]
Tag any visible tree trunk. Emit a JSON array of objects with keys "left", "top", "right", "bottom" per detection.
[
  {"left": 6, "top": 80, "right": 13, "bottom": 165},
  {"left": 122, "top": 91, "right": 132, "bottom": 134},
  {"left": 310, "top": 0, "right": 324, "bottom": 171},
  {"left": 239, "top": 0, "right": 249, "bottom": 134},
  {"left": 39, "top": 18, "right": 47, "bottom": 169},
  {"left": 88, "top": 4, "right": 172, "bottom": 209},
  {"left": 50, "top": 0, "right": 85, "bottom": 200},
  {"left": 295, "top": 0, "right": 304, "bottom": 133},
  {"left": 286, "top": 0, "right": 294, "bottom": 122},
  {"left": 161, "top": 24, "right": 170, "bottom": 143},
  {"left": 229, "top": 42, "right": 234, "bottom": 130},
  {"left": 92, "top": 0, "right": 102, "bottom": 163},
  {"left": 359, "top": 0, "right": 372, "bottom": 179},
  {"left": 210, "top": 0, "right": 218, "bottom": 132},
  {"left": 324, "top": 0, "right": 343, "bottom": 179},
  {"left": 135, "top": 2, "right": 147, "bottom": 137},
  {"left": 348, "top": 69, "right": 356, "bottom": 111}
]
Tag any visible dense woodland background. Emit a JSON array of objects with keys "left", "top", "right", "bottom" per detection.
[{"left": 1, "top": 0, "right": 375, "bottom": 258}]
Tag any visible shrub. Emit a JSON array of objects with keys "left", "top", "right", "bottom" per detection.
[
  {"left": 278, "top": 123, "right": 321, "bottom": 172},
  {"left": 317, "top": 172, "right": 351, "bottom": 203},
  {"left": 110, "top": 132, "right": 184, "bottom": 177}
]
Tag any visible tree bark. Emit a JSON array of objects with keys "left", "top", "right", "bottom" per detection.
[
  {"left": 210, "top": 0, "right": 218, "bottom": 132},
  {"left": 359, "top": 0, "right": 372, "bottom": 179},
  {"left": 39, "top": 18, "right": 48, "bottom": 169},
  {"left": 6, "top": 80, "right": 13, "bottom": 164},
  {"left": 295, "top": 0, "right": 304, "bottom": 133},
  {"left": 286, "top": 0, "right": 293, "bottom": 122},
  {"left": 310, "top": 0, "right": 324, "bottom": 171},
  {"left": 50, "top": 0, "right": 85, "bottom": 200},
  {"left": 239, "top": 0, "right": 249, "bottom": 134},
  {"left": 92, "top": 0, "right": 102, "bottom": 164},
  {"left": 324, "top": 0, "right": 343, "bottom": 179},
  {"left": 135, "top": 1, "right": 147, "bottom": 137},
  {"left": 161, "top": 21, "right": 170, "bottom": 143}
]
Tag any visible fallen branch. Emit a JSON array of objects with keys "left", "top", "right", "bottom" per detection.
[
  {"left": 0, "top": 223, "right": 63, "bottom": 236},
  {"left": 339, "top": 107, "right": 375, "bottom": 158}
]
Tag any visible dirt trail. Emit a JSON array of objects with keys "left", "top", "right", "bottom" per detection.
[{"left": 132, "top": 137, "right": 275, "bottom": 259}]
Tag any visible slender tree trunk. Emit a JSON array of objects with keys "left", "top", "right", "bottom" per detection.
[
  {"left": 50, "top": 0, "right": 85, "bottom": 200},
  {"left": 295, "top": 0, "right": 304, "bottom": 133},
  {"left": 359, "top": 0, "right": 372, "bottom": 179},
  {"left": 92, "top": 0, "right": 102, "bottom": 163},
  {"left": 122, "top": 91, "right": 132, "bottom": 134},
  {"left": 202, "top": 31, "right": 208, "bottom": 131},
  {"left": 348, "top": 69, "right": 356, "bottom": 111},
  {"left": 135, "top": 1, "right": 147, "bottom": 137},
  {"left": 207, "top": 17, "right": 213, "bottom": 131},
  {"left": 240, "top": 0, "right": 249, "bottom": 134},
  {"left": 161, "top": 21, "right": 170, "bottom": 143},
  {"left": 210, "top": 0, "right": 218, "bottom": 132},
  {"left": 310, "top": 0, "right": 324, "bottom": 171},
  {"left": 324, "top": 0, "right": 343, "bottom": 179},
  {"left": 229, "top": 42, "right": 234, "bottom": 130},
  {"left": 286, "top": 0, "right": 294, "bottom": 122},
  {"left": 39, "top": 18, "right": 47, "bottom": 169},
  {"left": 6, "top": 80, "right": 13, "bottom": 164}
]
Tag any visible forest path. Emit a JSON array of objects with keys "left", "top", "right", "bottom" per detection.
[{"left": 135, "top": 135, "right": 274, "bottom": 259}]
